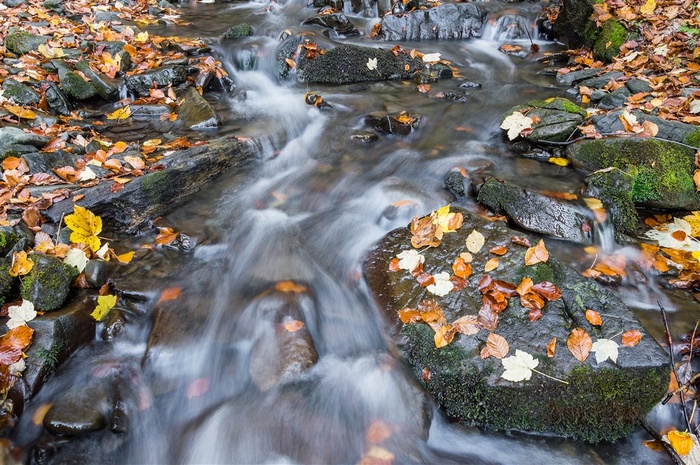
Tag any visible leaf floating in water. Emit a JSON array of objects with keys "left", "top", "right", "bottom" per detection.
[{"left": 91, "top": 295, "right": 117, "bottom": 321}]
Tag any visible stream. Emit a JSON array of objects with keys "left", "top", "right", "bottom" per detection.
[{"left": 11, "top": 1, "right": 698, "bottom": 463}]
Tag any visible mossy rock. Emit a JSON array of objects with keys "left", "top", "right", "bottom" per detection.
[
  {"left": 585, "top": 167, "right": 639, "bottom": 235},
  {"left": 221, "top": 23, "right": 253, "bottom": 40},
  {"left": 0, "top": 260, "right": 14, "bottom": 305},
  {"left": 20, "top": 253, "right": 79, "bottom": 311},
  {"left": 363, "top": 207, "right": 669, "bottom": 442},
  {"left": 59, "top": 71, "right": 98, "bottom": 101},
  {"left": 592, "top": 19, "right": 627, "bottom": 63},
  {"left": 2, "top": 79, "right": 40, "bottom": 106},
  {"left": 4, "top": 32, "right": 50, "bottom": 55},
  {"left": 686, "top": 127, "right": 700, "bottom": 148},
  {"left": 566, "top": 137, "right": 699, "bottom": 210},
  {"left": 504, "top": 98, "right": 586, "bottom": 143}
]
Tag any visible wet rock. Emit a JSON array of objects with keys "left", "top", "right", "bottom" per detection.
[
  {"left": 625, "top": 78, "right": 652, "bottom": 94},
  {"left": 4, "top": 31, "right": 50, "bottom": 55},
  {"left": 566, "top": 137, "right": 700, "bottom": 210},
  {"left": 350, "top": 131, "right": 378, "bottom": 143},
  {"left": 44, "top": 82, "right": 72, "bottom": 116},
  {"left": 477, "top": 178, "right": 593, "bottom": 243},
  {"left": 376, "top": 3, "right": 487, "bottom": 40},
  {"left": 505, "top": 97, "right": 587, "bottom": 143},
  {"left": 46, "top": 135, "right": 259, "bottom": 233},
  {"left": 436, "top": 92, "right": 466, "bottom": 103},
  {"left": 0, "top": 144, "right": 37, "bottom": 162},
  {"left": 73, "top": 61, "right": 120, "bottom": 101},
  {"left": 592, "top": 110, "right": 700, "bottom": 146},
  {"left": 22, "top": 150, "right": 79, "bottom": 175},
  {"left": 458, "top": 80, "right": 482, "bottom": 89},
  {"left": 2, "top": 78, "right": 40, "bottom": 105},
  {"left": 0, "top": 261, "right": 14, "bottom": 302},
  {"left": 444, "top": 168, "right": 471, "bottom": 199},
  {"left": 43, "top": 383, "right": 111, "bottom": 435},
  {"left": 363, "top": 206, "right": 669, "bottom": 442},
  {"left": 578, "top": 71, "right": 624, "bottom": 90},
  {"left": 0, "top": 127, "right": 50, "bottom": 152},
  {"left": 20, "top": 253, "right": 79, "bottom": 311},
  {"left": 84, "top": 259, "right": 115, "bottom": 288},
  {"left": 101, "top": 311, "right": 126, "bottom": 341},
  {"left": 59, "top": 71, "right": 98, "bottom": 101},
  {"left": 597, "top": 86, "right": 630, "bottom": 110},
  {"left": 296, "top": 43, "right": 426, "bottom": 85},
  {"left": 302, "top": 12, "right": 360, "bottom": 37},
  {"left": 125, "top": 65, "right": 188, "bottom": 97},
  {"left": 555, "top": 68, "right": 601, "bottom": 86},
  {"left": 176, "top": 87, "right": 221, "bottom": 129},
  {"left": 413, "top": 63, "right": 453, "bottom": 84},
  {"left": 221, "top": 23, "right": 253, "bottom": 40},
  {"left": 9, "top": 294, "right": 95, "bottom": 414},
  {"left": 365, "top": 111, "right": 422, "bottom": 136},
  {"left": 129, "top": 104, "right": 172, "bottom": 118},
  {"left": 585, "top": 167, "right": 638, "bottom": 235}
]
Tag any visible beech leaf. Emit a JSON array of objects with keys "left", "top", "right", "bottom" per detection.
[
  {"left": 621, "top": 329, "right": 643, "bottom": 347},
  {"left": 567, "top": 327, "right": 592, "bottom": 363},
  {"left": 465, "top": 230, "right": 485, "bottom": 254},
  {"left": 585, "top": 309, "right": 602, "bottom": 326},
  {"left": 485, "top": 332, "right": 509, "bottom": 359},
  {"left": 524, "top": 239, "right": 549, "bottom": 265}
]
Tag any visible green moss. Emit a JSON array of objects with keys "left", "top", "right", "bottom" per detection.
[
  {"left": 0, "top": 230, "right": 20, "bottom": 255},
  {"left": 476, "top": 179, "right": 519, "bottom": 214},
  {"left": 0, "top": 260, "right": 14, "bottom": 302},
  {"left": 685, "top": 128, "right": 700, "bottom": 148},
  {"left": 20, "top": 254, "right": 79, "bottom": 311},
  {"left": 520, "top": 262, "right": 556, "bottom": 284},
  {"left": 60, "top": 71, "right": 97, "bottom": 100},
  {"left": 593, "top": 20, "right": 628, "bottom": 63},
  {"left": 141, "top": 170, "right": 171, "bottom": 204}
]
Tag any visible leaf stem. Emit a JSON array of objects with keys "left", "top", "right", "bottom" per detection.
[{"left": 532, "top": 368, "right": 569, "bottom": 384}]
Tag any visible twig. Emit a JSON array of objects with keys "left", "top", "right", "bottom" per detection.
[
  {"left": 659, "top": 300, "right": 692, "bottom": 432},
  {"left": 640, "top": 418, "right": 685, "bottom": 465},
  {"left": 664, "top": 372, "right": 700, "bottom": 405}
]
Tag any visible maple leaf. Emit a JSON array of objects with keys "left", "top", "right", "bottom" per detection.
[
  {"left": 501, "top": 350, "right": 538, "bottom": 382},
  {"left": 396, "top": 250, "right": 424, "bottom": 272},
  {"left": 9, "top": 251, "right": 33, "bottom": 277},
  {"left": 106, "top": 106, "right": 132, "bottom": 120},
  {"left": 63, "top": 248, "right": 89, "bottom": 272},
  {"left": 465, "top": 230, "right": 485, "bottom": 254},
  {"left": 366, "top": 57, "right": 378, "bottom": 71},
  {"left": 6, "top": 300, "right": 37, "bottom": 329},
  {"left": 433, "top": 205, "right": 463, "bottom": 233},
  {"left": 663, "top": 430, "right": 696, "bottom": 456},
  {"left": 500, "top": 111, "right": 533, "bottom": 141},
  {"left": 591, "top": 338, "right": 618, "bottom": 363},
  {"left": 65, "top": 205, "right": 102, "bottom": 252},
  {"left": 91, "top": 294, "right": 117, "bottom": 321},
  {"left": 567, "top": 327, "right": 592, "bottom": 363},
  {"left": 426, "top": 272, "right": 454, "bottom": 296},
  {"left": 524, "top": 239, "right": 549, "bottom": 265}
]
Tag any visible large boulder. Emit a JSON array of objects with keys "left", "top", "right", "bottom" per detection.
[
  {"left": 566, "top": 137, "right": 699, "bottom": 210},
  {"left": 504, "top": 98, "right": 587, "bottom": 143},
  {"left": 20, "top": 253, "right": 79, "bottom": 312},
  {"left": 363, "top": 206, "right": 669, "bottom": 442},
  {"left": 376, "top": 3, "right": 487, "bottom": 41}
]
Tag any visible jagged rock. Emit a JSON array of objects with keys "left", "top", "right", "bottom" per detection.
[
  {"left": 477, "top": 178, "right": 593, "bottom": 243},
  {"left": 555, "top": 68, "right": 601, "bottom": 86},
  {"left": 4, "top": 31, "right": 50, "bottom": 55},
  {"left": 2, "top": 78, "right": 40, "bottom": 105},
  {"left": 0, "top": 127, "right": 49, "bottom": 152},
  {"left": 363, "top": 206, "right": 669, "bottom": 442},
  {"left": 302, "top": 12, "right": 360, "bottom": 36},
  {"left": 504, "top": 98, "right": 587, "bottom": 143},
  {"left": 566, "top": 137, "right": 700, "bottom": 210},
  {"left": 73, "top": 61, "right": 120, "bottom": 101},
  {"left": 221, "top": 23, "right": 253, "bottom": 40},
  {"left": 376, "top": 3, "right": 487, "bottom": 40},
  {"left": 578, "top": 71, "right": 624, "bottom": 89},
  {"left": 125, "top": 65, "right": 188, "bottom": 97},
  {"left": 444, "top": 168, "right": 471, "bottom": 199},
  {"left": 20, "top": 253, "right": 79, "bottom": 311},
  {"left": 0, "top": 144, "right": 37, "bottom": 162},
  {"left": 176, "top": 87, "right": 221, "bottom": 129},
  {"left": 22, "top": 150, "right": 79, "bottom": 175},
  {"left": 44, "top": 82, "right": 72, "bottom": 116},
  {"left": 591, "top": 110, "right": 700, "bottom": 146}
]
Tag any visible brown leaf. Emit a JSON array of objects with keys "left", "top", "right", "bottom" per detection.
[
  {"left": 585, "top": 310, "right": 602, "bottom": 326},
  {"left": 156, "top": 287, "right": 181, "bottom": 305},
  {"left": 547, "top": 337, "right": 557, "bottom": 358},
  {"left": 452, "top": 315, "right": 480, "bottom": 335},
  {"left": 416, "top": 273, "right": 435, "bottom": 287},
  {"left": 489, "top": 245, "right": 508, "bottom": 256},
  {"left": 621, "top": 329, "right": 642, "bottom": 347},
  {"left": 434, "top": 325, "right": 455, "bottom": 348},
  {"left": 452, "top": 257, "right": 472, "bottom": 279},
  {"left": 567, "top": 327, "right": 592, "bottom": 363},
  {"left": 531, "top": 281, "right": 562, "bottom": 301},
  {"left": 398, "top": 308, "right": 421, "bottom": 324},
  {"left": 155, "top": 227, "right": 179, "bottom": 245},
  {"left": 486, "top": 333, "right": 509, "bottom": 359},
  {"left": 410, "top": 215, "right": 441, "bottom": 248},
  {"left": 511, "top": 236, "right": 531, "bottom": 247},
  {"left": 388, "top": 257, "right": 400, "bottom": 272},
  {"left": 449, "top": 276, "right": 468, "bottom": 290},
  {"left": 0, "top": 325, "right": 34, "bottom": 365},
  {"left": 524, "top": 239, "right": 549, "bottom": 265},
  {"left": 477, "top": 305, "right": 498, "bottom": 331}
]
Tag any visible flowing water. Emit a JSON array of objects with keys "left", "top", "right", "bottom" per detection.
[{"left": 13, "top": 1, "right": 699, "bottom": 463}]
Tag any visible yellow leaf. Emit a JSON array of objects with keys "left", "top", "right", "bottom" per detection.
[
  {"left": 91, "top": 294, "right": 117, "bottom": 321},
  {"left": 433, "top": 205, "right": 463, "bottom": 233},
  {"left": 116, "top": 251, "right": 135, "bottom": 263},
  {"left": 4, "top": 104, "right": 36, "bottom": 120},
  {"left": 684, "top": 212, "right": 700, "bottom": 236},
  {"left": 64, "top": 205, "right": 102, "bottom": 252},
  {"left": 640, "top": 0, "right": 656, "bottom": 15},
  {"left": 106, "top": 106, "right": 132, "bottom": 120},
  {"left": 667, "top": 430, "right": 694, "bottom": 455},
  {"left": 484, "top": 257, "right": 499, "bottom": 272},
  {"left": 9, "top": 251, "right": 34, "bottom": 277},
  {"left": 134, "top": 31, "right": 149, "bottom": 43},
  {"left": 548, "top": 157, "right": 570, "bottom": 167}
]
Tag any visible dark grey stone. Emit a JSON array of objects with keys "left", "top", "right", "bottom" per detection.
[{"left": 377, "top": 3, "right": 487, "bottom": 40}]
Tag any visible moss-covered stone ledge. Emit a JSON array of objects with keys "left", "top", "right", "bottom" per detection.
[{"left": 363, "top": 207, "right": 669, "bottom": 442}]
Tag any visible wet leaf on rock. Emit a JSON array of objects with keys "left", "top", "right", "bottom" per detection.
[
  {"left": 567, "top": 327, "right": 592, "bottom": 363},
  {"left": 585, "top": 309, "right": 603, "bottom": 326},
  {"left": 91, "top": 294, "right": 117, "bottom": 321},
  {"left": 65, "top": 205, "right": 102, "bottom": 252},
  {"left": 501, "top": 350, "right": 538, "bottom": 382},
  {"left": 524, "top": 239, "right": 549, "bottom": 265},
  {"left": 621, "top": 329, "right": 642, "bottom": 347}
]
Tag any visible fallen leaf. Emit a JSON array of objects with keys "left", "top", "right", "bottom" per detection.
[
  {"left": 422, "top": 52, "right": 441, "bottom": 62},
  {"left": 500, "top": 111, "right": 533, "bottom": 141},
  {"left": 621, "top": 329, "right": 642, "bottom": 347},
  {"left": 65, "top": 205, "right": 102, "bottom": 252},
  {"left": 524, "top": 239, "right": 549, "bottom": 265},
  {"left": 366, "top": 57, "right": 378, "bottom": 71},
  {"left": 591, "top": 338, "right": 619, "bottom": 363},
  {"left": 275, "top": 281, "right": 308, "bottom": 294},
  {"left": 398, "top": 308, "right": 421, "bottom": 324},
  {"left": 501, "top": 349, "right": 538, "bottom": 382},
  {"left": 106, "top": 106, "right": 132, "bottom": 120},
  {"left": 585, "top": 309, "right": 602, "bottom": 326},
  {"left": 485, "top": 333, "right": 509, "bottom": 359},
  {"left": 452, "top": 257, "right": 472, "bottom": 279},
  {"left": 397, "top": 250, "right": 424, "bottom": 273},
  {"left": 547, "top": 337, "right": 557, "bottom": 357},
  {"left": 63, "top": 248, "right": 88, "bottom": 273},
  {"left": 490, "top": 245, "right": 508, "bottom": 256},
  {"left": 6, "top": 300, "right": 36, "bottom": 329},
  {"left": 426, "top": 272, "right": 454, "bottom": 296},
  {"left": 434, "top": 324, "right": 455, "bottom": 348},
  {"left": 465, "top": 230, "right": 485, "bottom": 254},
  {"left": 567, "top": 327, "right": 592, "bottom": 363},
  {"left": 665, "top": 430, "right": 694, "bottom": 456},
  {"left": 90, "top": 294, "right": 117, "bottom": 321},
  {"left": 452, "top": 315, "right": 480, "bottom": 335},
  {"left": 0, "top": 325, "right": 33, "bottom": 365},
  {"left": 548, "top": 157, "right": 570, "bottom": 167},
  {"left": 156, "top": 287, "right": 181, "bottom": 305},
  {"left": 32, "top": 403, "right": 53, "bottom": 426},
  {"left": 9, "top": 251, "right": 33, "bottom": 277},
  {"left": 155, "top": 227, "right": 179, "bottom": 246},
  {"left": 640, "top": 0, "right": 656, "bottom": 16},
  {"left": 283, "top": 319, "right": 304, "bottom": 332},
  {"left": 484, "top": 257, "right": 499, "bottom": 272}
]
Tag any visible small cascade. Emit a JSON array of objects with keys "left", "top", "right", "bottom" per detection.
[{"left": 481, "top": 12, "right": 538, "bottom": 43}]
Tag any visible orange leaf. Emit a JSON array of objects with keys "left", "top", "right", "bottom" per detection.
[
  {"left": 0, "top": 325, "right": 34, "bottom": 365},
  {"left": 484, "top": 257, "right": 499, "bottom": 272},
  {"left": 524, "top": 239, "right": 549, "bottom": 265},
  {"left": 452, "top": 315, "right": 480, "bottom": 335},
  {"left": 452, "top": 257, "right": 472, "bottom": 279},
  {"left": 489, "top": 245, "right": 508, "bottom": 256},
  {"left": 155, "top": 227, "right": 179, "bottom": 245},
  {"left": 124, "top": 155, "right": 145, "bottom": 170},
  {"left": 398, "top": 308, "right": 421, "bottom": 324},
  {"left": 282, "top": 319, "right": 304, "bottom": 332},
  {"left": 567, "top": 327, "right": 592, "bottom": 363},
  {"left": 621, "top": 329, "right": 642, "bottom": 347},
  {"left": 416, "top": 84, "right": 430, "bottom": 93},
  {"left": 275, "top": 281, "right": 308, "bottom": 294},
  {"left": 434, "top": 325, "right": 455, "bottom": 348},
  {"left": 156, "top": 287, "right": 181, "bottom": 305},
  {"left": 667, "top": 430, "right": 694, "bottom": 455},
  {"left": 2, "top": 157, "right": 21, "bottom": 170},
  {"left": 477, "top": 305, "right": 498, "bottom": 331},
  {"left": 516, "top": 277, "right": 534, "bottom": 296},
  {"left": 32, "top": 403, "right": 53, "bottom": 426},
  {"left": 9, "top": 251, "right": 33, "bottom": 277},
  {"left": 531, "top": 282, "right": 562, "bottom": 301},
  {"left": 511, "top": 236, "right": 531, "bottom": 247},
  {"left": 366, "top": 419, "right": 393, "bottom": 445},
  {"left": 547, "top": 337, "right": 557, "bottom": 358},
  {"left": 485, "top": 333, "right": 509, "bottom": 359},
  {"left": 585, "top": 310, "right": 602, "bottom": 326}
]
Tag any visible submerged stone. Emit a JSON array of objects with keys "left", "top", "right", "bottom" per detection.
[
  {"left": 221, "top": 23, "right": 253, "bottom": 40},
  {"left": 363, "top": 207, "right": 669, "bottom": 442},
  {"left": 585, "top": 167, "right": 638, "bottom": 235},
  {"left": 302, "top": 12, "right": 360, "bottom": 37},
  {"left": 376, "top": 3, "right": 487, "bottom": 40}
]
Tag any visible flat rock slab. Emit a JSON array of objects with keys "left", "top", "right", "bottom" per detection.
[
  {"left": 377, "top": 3, "right": 487, "bottom": 40},
  {"left": 363, "top": 207, "right": 669, "bottom": 442}
]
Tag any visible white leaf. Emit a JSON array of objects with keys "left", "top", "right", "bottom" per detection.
[
  {"left": 500, "top": 111, "right": 533, "bottom": 141},
  {"left": 366, "top": 57, "right": 378, "bottom": 71},
  {"left": 422, "top": 52, "right": 441, "bottom": 63},
  {"left": 465, "top": 230, "right": 485, "bottom": 254},
  {"left": 7, "top": 300, "right": 37, "bottom": 329},
  {"left": 645, "top": 218, "right": 700, "bottom": 252},
  {"left": 78, "top": 166, "right": 97, "bottom": 181},
  {"left": 426, "top": 272, "right": 454, "bottom": 296},
  {"left": 501, "top": 349, "right": 539, "bottom": 382},
  {"left": 9, "top": 358, "right": 26, "bottom": 376},
  {"left": 64, "top": 247, "right": 89, "bottom": 272},
  {"left": 621, "top": 109, "right": 637, "bottom": 126},
  {"left": 591, "top": 338, "right": 619, "bottom": 364},
  {"left": 397, "top": 249, "right": 424, "bottom": 272},
  {"left": 96, "top": 242, "right": 110, "bottom": 259},
  {"left": 690, "top": 100, "right": 700, "bottom": 115}
]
